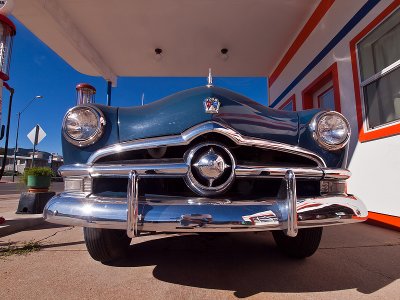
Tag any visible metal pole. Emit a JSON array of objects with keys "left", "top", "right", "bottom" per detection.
[
  {"left": 0, "top": 87, "right": 15, "bottom": 181},
  {"left": 12, "top": 112, "right": 21, "bottom": 182},
  {"left": 106, "top": 81, "right": 112, "bottom": 106},
  {"left": 31, "top": 124, "right": 39, "bottom": 168},
  {"left": 49, "top": 154, "right": 53, "bottom": 171}
]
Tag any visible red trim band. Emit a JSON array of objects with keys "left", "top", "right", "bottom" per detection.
[
  {"left": 0, "top": 72, "right": 9, "bottom": 81},
  {"left": 269, "top": 0, "right": 335, "bottom": 87},
  {"left": 350, "top": 0, "right": 400, "bottom": 142},
  {"left": 2, "top": 81, "right": 12, "bottom": 91},
  {"left": 0, "top": 14, "right": 16, "bottom": 35}
]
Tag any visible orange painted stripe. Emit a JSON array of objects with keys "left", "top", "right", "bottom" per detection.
[
  {"left": 367, "top": 211, "right": 400, "bottom": 231},
  {"left": 269, "top": 0, "right": 335, "bottom": 87}
]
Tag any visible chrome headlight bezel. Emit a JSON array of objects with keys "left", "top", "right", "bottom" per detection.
[
  {"left": 310, "top": 111, "right": 351, "bottom": 151},
  {"left": 62, "top": 105, "right": 106, "bottom": 147}
]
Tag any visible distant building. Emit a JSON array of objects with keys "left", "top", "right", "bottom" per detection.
[{"left": 0, "top": 148, "right": 63, "bottom": 174}]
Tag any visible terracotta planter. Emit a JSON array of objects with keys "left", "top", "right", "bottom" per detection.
[{"left": 27, "top": 175, "right": 51, "bottom": 192}]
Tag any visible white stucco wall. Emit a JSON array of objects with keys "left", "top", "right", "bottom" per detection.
[{"left": 269, "top": 0, "right": 400, "bottom": 217}]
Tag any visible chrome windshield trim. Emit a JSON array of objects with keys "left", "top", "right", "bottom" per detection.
[{"left": 87, "top": 121, "right": 326, "bottom": 167}]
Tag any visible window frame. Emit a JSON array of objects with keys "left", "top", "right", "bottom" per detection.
[
  {"left": 277, "top": 94, "right": 296, "bottom": 111},
  {"left": 350, "top": 2, "right": 400, "bottom": 142},
  {"left": 301, "top": 62, "right": 341, "bottom": 112},
  {"left": 317, "top": 86, "right": 335, "bottom": 110}
]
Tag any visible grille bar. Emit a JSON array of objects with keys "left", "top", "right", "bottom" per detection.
[{"left": 59, "top": 163, "right": 350, "bottom": 180}]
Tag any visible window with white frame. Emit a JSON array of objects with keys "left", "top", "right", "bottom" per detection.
[{"left": 358, "top": 8, "right": 400, "bottom": 129}]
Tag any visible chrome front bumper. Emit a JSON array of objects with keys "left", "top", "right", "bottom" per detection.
[{"left": 43, "top": 171, "right": 368, "bottom": 237}]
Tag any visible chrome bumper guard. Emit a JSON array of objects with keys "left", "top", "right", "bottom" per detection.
[{"left": 43, "top": 170, "right": 367, "bottom": 237}]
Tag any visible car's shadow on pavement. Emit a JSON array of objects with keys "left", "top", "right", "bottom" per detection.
[{"left": 106, "top": 230, "right": 399, "bottom": 298}]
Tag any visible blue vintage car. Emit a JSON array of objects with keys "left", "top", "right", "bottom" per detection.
[{"left": 44, "top": 79, "right": 367, "bottom": 262}]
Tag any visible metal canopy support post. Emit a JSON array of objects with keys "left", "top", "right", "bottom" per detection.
[{"left": 106, "top": 81, "right": 112, "bottom": 106}]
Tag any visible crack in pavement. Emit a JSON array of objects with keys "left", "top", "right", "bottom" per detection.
[
  {"left": 320, "top": 243, "right": 400, "bottom": 250},
  {"left": 324, "top": 245, "right": 398, "bottom": 281},
  {"left": 37, "top": 226, "right": 75, "bottom": 243},
  {"left": 352, "top": 259, "right": 396, "bottom": 281}
]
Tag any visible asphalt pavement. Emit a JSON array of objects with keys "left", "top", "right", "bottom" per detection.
[
  {"left": 0, "top": 223, "right": 399, "bottom": 299},
  {"left": 0, "top": 180, "right": 399, "bottom": 299}
]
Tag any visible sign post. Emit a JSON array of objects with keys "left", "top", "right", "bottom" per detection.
[
  {"left": 27, "top": 124, "right": 46, "bottom": 167},
  {"left": 31, "top": 125, "right": 39, "bottom": 167}
]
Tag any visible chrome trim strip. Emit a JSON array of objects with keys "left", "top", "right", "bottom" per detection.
[
  {"left": 322, "top": 168, "right": 352, "bottom": 180},
  {"left": 235, "top": 165, "right": 324, "bottom": 179},
  {"left": 87, "top": 121, "right": 327, "bottom": 167},
  {"left": 59, "top": 163, "right": 351, "bottom": 181},
  {"left": 59, "top": 162, "right": 188, "bottom": 178},
  {"left": 43, "top": 192, "right": 368, "bottom": 232}
]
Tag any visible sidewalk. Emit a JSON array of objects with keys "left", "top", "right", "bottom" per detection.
[
  {"left": 1, "top": 223, "right": 399, "bottom": 299},
  {"left": 0, "top": 194, "right": 44, "bottom": 238},
  {"left": 0, "top": 176, "right": 17, "bottom": 183}
]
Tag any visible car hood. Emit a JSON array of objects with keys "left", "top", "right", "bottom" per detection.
[{"left": 118, "top": 86, "right": 299, "bottom": 145}]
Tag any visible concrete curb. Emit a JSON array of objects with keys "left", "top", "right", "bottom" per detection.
[{"left": 0, "top": 212, "right": 45, "bottom": 238}]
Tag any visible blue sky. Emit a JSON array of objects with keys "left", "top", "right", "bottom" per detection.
[{"left": 1, "top": 17, "right": 268, "bottom": 155}]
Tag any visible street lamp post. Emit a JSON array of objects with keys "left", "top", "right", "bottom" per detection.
[{"left": 12, "top": 95, "right": 44, "bottom": 182}]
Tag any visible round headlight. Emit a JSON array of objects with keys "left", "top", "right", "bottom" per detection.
[
  {"left": 62, "top": 106, "right": 106, "bottom": 147},
  {"left": 310, "top": 111, "right": 350, "bottom": 151}
]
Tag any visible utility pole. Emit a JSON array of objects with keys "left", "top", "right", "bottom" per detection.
[{"left": 0, "top": 85, "right": 14, "bottom": 181}]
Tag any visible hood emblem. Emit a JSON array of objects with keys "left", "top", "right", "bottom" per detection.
[{"left": 204, "top": 97, "right": 220, "bottom": 114}]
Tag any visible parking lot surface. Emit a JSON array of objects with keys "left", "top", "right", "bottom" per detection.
[{"left": 1, "top": 222, "right": 399, "bottom": 299}]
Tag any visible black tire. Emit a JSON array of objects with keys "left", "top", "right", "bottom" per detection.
[
  {"left": 83, "top": 227, "right": 131, "bottom": 262},
  {"left": 272, "top": 227, "right": 323, "bottom": 259}
]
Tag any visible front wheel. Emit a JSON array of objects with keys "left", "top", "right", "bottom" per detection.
[
  {"left": 272, "top": 227, "right": 323, "bottom": 259},
  {"left": 83, "top": 228, "right": 131, "bottom": 262}
]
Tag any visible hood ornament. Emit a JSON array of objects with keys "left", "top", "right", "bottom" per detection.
[{"left": 206, "top": 68, "right": 213, "bottom": 87}]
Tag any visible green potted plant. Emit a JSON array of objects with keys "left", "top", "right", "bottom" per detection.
[{"left": 23, "top": 167, "right": 54, "bottom": 192}]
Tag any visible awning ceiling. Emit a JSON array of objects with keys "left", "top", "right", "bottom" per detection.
[{"left": 12, "top": 0, "right": 319, "bottom": 84}]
